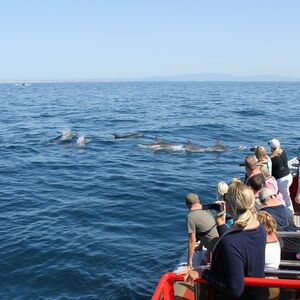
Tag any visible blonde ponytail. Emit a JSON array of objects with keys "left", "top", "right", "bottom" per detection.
[{"left": 226, "top": 182, "right": 256, "bottom": 228}]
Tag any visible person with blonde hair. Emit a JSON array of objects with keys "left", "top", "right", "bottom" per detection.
[
  {"left": 257, "top": 211, "right": 281, "bottom": 271},
  {"left": 255, "top": 146, "right": 272, "bottom": 176},
  {"left": 184, "top": 182, "right": 266, "bottom": 299},
  {"left": 216, "top": 181, "right": 228, "bottom": 201},
  {"left": 216, "top": 181, "right": 233, "bottom": 226}
]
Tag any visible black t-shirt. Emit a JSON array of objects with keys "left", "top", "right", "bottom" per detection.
[{"left": 271, "top": 150, "right": 290, "bottom": 179}]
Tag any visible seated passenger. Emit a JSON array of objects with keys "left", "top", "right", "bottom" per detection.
[
  {"left": 259, "top": 187, "right": 300, "bottom": 260},
  {"left": 184, "top": 183, "right": 266, "bottom": 299},
  {"left": 185, "top": 193, "right": 219, "bottom": 269},
  {"left": 247, "top": 173, "right": 265, "bottom": 208},
  {"left": 260, "top": 165, "right": 285, "bottom": 205},
  {"left": 255, "top": 146, "right": 272, "bottom": 176},
  {"left": 257, "top": 211, "right": 281, "bottom": 271},
  {"left": 216, "top": 181, "right": 228, "bottom": 201}
]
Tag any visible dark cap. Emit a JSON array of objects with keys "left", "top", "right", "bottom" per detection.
[{"left": 185, "top": 193, "right": 200, "bottom": 204}]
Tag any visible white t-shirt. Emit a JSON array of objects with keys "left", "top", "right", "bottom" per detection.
[{"left": 265, "top": 241, "right": 281, "bottom": 271}]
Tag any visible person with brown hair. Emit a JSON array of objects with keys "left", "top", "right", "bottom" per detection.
[
  {"left": 244, "top": 155, "right": 261, "bottom": 184},
  {"left": 257, "top": 211, "right": 281, "bottom": 271}
]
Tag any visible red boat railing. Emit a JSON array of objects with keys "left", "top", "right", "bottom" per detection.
[{"left": 152, "top": 272, "right": 300, "bottom": 300}]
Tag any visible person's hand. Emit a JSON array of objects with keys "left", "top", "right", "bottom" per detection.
[
  {"left": 175, "top": 265, "right": 192, "bottom": 275},
  {"left": 194, "top": 243, "right": 203, "bottom": 252},
  {"left": 183, "top": 269, "right": 202, "bottom": 284},
  {"left": 215, "top": 200, "right": 226, "bottom": 226}
]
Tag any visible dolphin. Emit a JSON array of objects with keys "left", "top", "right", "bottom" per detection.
[
  {"left": 204, "top": 139, "right": 228, "bottom": 152},
  {"left": 112, "top": 132, "right": 144, "bottom": 139},
  {"left": 138, "top": 138, "right": 184, "bottom": 152},
  {"left": 184, "top": 140, "right": 207, "bottom": 152},
  {"left": 48, "top": 130, "right": 91, "bottom": 146},
  {"left": 76, "top": 136, "right": 92, "bottom": 146},
  {"left": 48, "top": 130, "right": 75, "bottom": 144},
  {"left": 184, "top": 139, "right": 228, "bottom": 153}
]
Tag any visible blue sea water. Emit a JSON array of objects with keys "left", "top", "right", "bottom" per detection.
[{"left": 0, "top": 81, "right": 299, "bottom": 299}]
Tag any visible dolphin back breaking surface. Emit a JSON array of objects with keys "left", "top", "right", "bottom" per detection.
[
  {"left": 138, "top": 138, "right": 229, "bottom": 153},
  {"left": 112, "top": 132, "right": 144, "bottom": 139},
  {"left": 48, "top": 130, "right": 91, "bottom": 146},
  {"left": 138, "top": 138, "right": 185, "bottom": 152}
]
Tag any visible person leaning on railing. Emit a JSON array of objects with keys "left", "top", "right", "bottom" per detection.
[
  {"left": 183, "top": 182, "right": 267, "bottom": 299},
  {"left": 185, "top": 193, "right": 219, "bottom": 269}
]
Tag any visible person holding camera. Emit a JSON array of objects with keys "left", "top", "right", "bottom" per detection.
[
  {"left": 185, "top": 193, "right": 219, "bottom": 269},
  {"left": 184, "top": 183, "right": 266, "bottom": 299}
]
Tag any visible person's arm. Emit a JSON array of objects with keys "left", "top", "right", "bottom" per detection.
[
  {"left": 187, "top": 232, "right": 196, "bottom": 267},
  {"left": 215, "top": 205, "right": 228, "bottom": 237}
]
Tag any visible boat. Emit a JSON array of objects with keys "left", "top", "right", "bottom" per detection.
[
  {"left": 152, "top": 157, "right": 300, "bottom": 299},
  {"left": 15, "top": 83, "right": 31, "bottom": 86}
]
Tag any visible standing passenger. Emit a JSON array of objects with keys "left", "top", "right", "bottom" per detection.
[
  {"left": 268, "top": 139, "right": 294, "bottom": 213},
  {"left": 185, "top": 193, "right": 219, "bottom": 269},
  {"left": 184, "top": 183, "right": 266, "bottom": 299}
]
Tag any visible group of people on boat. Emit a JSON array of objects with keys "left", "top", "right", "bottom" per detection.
[{"left": 183, "top": 138, "right": 300, "bottom": 299}]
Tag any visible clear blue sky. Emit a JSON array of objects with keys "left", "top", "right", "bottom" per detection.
[{"left": 1, "top": 0, "right": 300, "bottom": 81}]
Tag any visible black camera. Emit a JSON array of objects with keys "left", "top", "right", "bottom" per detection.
[{"left": 202, "top": 203, "right": 224, "bottom": 212}]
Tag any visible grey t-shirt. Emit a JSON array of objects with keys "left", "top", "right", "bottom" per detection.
[{"left": 187, "top": 209, "right": 219, "bottom": 251}]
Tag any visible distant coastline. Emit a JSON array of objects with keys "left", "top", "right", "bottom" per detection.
[{"left": 1, "top": 73, "right": 300, "bottom": 84}]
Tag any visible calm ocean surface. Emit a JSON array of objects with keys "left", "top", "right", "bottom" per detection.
[{"left": 0, "top": 82, "right": 299, "bottom": 299}]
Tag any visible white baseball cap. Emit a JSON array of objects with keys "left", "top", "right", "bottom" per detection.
[{"left": 268, "top": 139, "right": 280, "bottom": 149}]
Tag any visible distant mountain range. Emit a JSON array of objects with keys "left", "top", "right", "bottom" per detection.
[
  {"left": 2, "top": 73, "right": 300, "bottom": 83},
  {"left": 141, "top": 73, "right": 300, "bottom": 82}
]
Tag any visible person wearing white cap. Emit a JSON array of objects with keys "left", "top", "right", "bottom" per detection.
[{"left": 268, "top": 138, "right": 294, "bottom": 213}]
